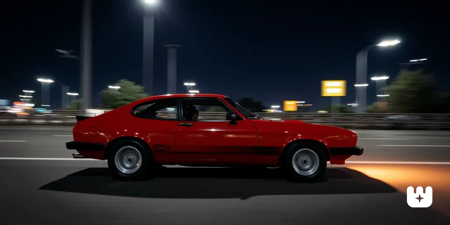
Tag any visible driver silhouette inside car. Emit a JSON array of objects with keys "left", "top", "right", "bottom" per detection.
[{"left": 184, "top": 105, "right": 199, "bottom": 121}]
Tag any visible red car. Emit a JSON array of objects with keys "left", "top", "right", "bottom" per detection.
[{"left": 66, "top": 94, "right": 363, "bottom": 182}]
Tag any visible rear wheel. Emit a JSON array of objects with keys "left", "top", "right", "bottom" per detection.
[
  {"left": 281, "top": 142, "right": 327, "bottom": 182},
  {"left": 107, "top": 140, "right": 156, "bottom": 180}
]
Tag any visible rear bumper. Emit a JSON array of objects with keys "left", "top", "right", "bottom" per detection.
[
  {"left": 66, "top": 141, "right": 105, "bottom": 151},
  {"left": 329, "top": 146, "right": 364, "bottom": 156}
]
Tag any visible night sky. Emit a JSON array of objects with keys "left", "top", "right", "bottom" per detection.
[{"left": 1, "top": 0, "right": 448, "bottom": 110}]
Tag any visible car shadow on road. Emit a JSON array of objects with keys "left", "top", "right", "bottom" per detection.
[{"left": 39, "top": 167, "right": 397, "bottom": 199}]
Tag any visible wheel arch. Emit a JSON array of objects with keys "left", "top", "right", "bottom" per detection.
[
  {"left": 104, "top": 136, "right": 152, "bottom": 160},
  {"left": 277, "top": 139, "right": 330, "bottom": 166}
]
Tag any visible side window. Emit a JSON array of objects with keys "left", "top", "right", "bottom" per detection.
[
  {"left": 181, "top": 98, "right": 234, "bottom": 121},
  {"left": 132, "top": 99, "right": 178, "bottom": 120}
]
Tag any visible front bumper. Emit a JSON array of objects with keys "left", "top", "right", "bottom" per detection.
[
  {"left": 329, "top": 146, "right": 364, "bottom": 156},
  {"left": 66, "top": 141, "right": 105, "bottom": 151}
]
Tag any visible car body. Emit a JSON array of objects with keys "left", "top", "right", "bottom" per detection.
[{"left": 66, "top": 94, "right": 363, "bottom": 182}]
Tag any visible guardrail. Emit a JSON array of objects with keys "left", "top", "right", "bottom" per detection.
[{"left": 1, "top": 110, "right": 450, "bottom": 130}]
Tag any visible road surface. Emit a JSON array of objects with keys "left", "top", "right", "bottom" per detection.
[{"left": 0, "top": 126, "right": 449, "bottom": 224}]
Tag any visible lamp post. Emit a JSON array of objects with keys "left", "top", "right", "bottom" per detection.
[
  {"left": 142, "top": 0, "right": 159, "bottom": 96},
  {"left": 184, "top": 82, "right": 196, "bottom": 93},
  {"left": 67, "top": 92, "right": 79, "bottom": 106},
  {"left": 371, "top": 75, "right": 389, "bottom": 102},
  {"left": 165, "top": 44, "right": 182, "bottom": 94},
  {"left": 37, "top": 78, "right": 54, "bottom": 107},
  {"left": 189, "top": 90, "right": 199, "bottom": 94},
  {"left": 355, "top": 39, "right": 400, "bottom": 113},
  {"left": 108, "top": 85, "right": 121, "bottom": 90}
]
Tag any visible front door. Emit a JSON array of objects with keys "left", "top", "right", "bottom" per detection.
[{"left": 174, "top": 97, "right": 258, "bottom": 164}]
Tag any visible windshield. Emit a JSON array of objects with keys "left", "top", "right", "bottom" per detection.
[{"left": 224, "top": 97, "right": 261, "bottom": 119}]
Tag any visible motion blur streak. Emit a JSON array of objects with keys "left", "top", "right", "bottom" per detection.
[{"left": 346, "top": 164, "right": 450, "bottom": 217}]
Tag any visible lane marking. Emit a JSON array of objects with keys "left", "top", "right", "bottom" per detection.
[
  {"left": 359, "top": 138, "right": 411, "bottom": 140},
  {"left": 379, "top": 145, "right": 450, "bottom": 147},
  {"left": 0, "top": 158, "right": 449, "bottom": 165},
  {"left": 52, "top": 135, "right": 72, "bottom": 137},
  {"left": 0, "top": 140, "right": 27, "bottom": 143}
]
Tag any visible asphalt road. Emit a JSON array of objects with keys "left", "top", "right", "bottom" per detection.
[{"left": 0, "top": 126, "right": 449, "bottom": 224}]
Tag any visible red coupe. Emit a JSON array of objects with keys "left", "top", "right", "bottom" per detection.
[{"left": 66, "top": 94, "right": 363, "bottom": 182}]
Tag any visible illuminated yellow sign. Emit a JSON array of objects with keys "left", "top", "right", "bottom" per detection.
[
  {"left": 284, "top": 100, "right": 298, "bottom": 111},
  {"left": 321, "top": 80, "right": 346, "bottom": 97}
]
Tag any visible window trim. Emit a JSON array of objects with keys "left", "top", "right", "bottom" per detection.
[
  {"left": 178, "top": 97, "right": 243, "bottom": 122},
  {"left": 130, "top": 98, "right": 180, "bottom": 121}
]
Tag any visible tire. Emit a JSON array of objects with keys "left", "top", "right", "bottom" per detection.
[
  {"left": 107, "top": 140, "right": 156, "bottom": 181},
  {"left": 281, "top": 142, "right": 327, "bottom": 182}
]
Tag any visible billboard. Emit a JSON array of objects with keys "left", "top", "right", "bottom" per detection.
[
  {"left": 283, "top": 100, "right": 298, "bottom": 111},
  {"left": 321, "top": 80, "right": 346, "bottom": 97}
]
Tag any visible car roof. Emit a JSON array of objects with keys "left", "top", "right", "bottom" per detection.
[{"left": 137, "top": 93, "right": 228, "bottom": 102}]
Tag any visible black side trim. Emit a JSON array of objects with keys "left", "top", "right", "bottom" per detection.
[
  {"left": 329, "top": 146, "right": 364, "bottom": 156},
  {"left": 66, "top": 141, "right": 105, "bottom": 151},
  {"left": 76, "top": 116, "right": 91, "bottom": 122}
]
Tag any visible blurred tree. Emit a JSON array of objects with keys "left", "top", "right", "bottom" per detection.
[
  {"left": 100, "top": 79, "right": 148, "bottom": 109},
  {"left": 384, "top": 70, "right": 441, "bottom": 113},
  {"left": 366, "top": 102, "right": 388, "bottom": 113},
  {"left": 322, "top": 104, "right": 353, "bottom": 113},
  {"left": 237, "top": 97, "right": 266, "bottom": 112},
  {"left": 66, "top": 99, "right": 83, "bottom": 110}
]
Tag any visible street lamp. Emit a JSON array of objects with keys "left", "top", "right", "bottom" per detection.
[
  {"left": 142, "top": 0, "right": 159, "bottom": 96},
  {"left": 377, "top": 94, "right": 390, "bottom": 97},
  {"left": 271, "top": 105, "right": 280, "bottom": 109},
  {"left": 19, "top": 95, "right": 32, "bottom": 98},
  {"left": 355, "top": 38, "right": 400, "bottom": 113},
  {"left": 400, "top": 58, "right": 428, "bottom": 70},
  {"left": 23, "top": 90, "right": 35, "bottom": 93},
  {"left": 371, "top": 76, "right": 389, "bottom": 102},
  {"left": 108, "top": 85, "right": 121, "bottom": 89},
  {"left": 67, "top": 92, "right": 79, "bottom": 106},
  {"left": 37, "top": 78, "right": 54, "bottom": 107},
  {"left": 184, "top": 82, "right": 196, "bottom": 92},
  {"left": 189, "top": 90, "right": 199, "bottom": 94}
]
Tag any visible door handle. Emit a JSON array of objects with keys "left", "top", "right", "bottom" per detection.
[{"left": 180, "top": 123, "right": 194, "bottom": 127}]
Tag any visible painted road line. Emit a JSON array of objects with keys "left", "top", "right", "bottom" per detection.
[
  {"left": 0, "top": 140, "right": 27, "bottom": 143},
  {"left": 359, "top": 138, "right": 411, "bottom": 140},
  {"left": 52, "top": 135, "right": 72, "bottom": 137},
  {"left": 379, "top": 145, "right": 450, "bottom": 147}
]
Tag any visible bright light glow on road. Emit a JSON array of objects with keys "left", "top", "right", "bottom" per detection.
[
  {"left": 326, "top": 88, "right": 342, "bottom": 94},
  {"left": 377, "top": 39, "right": 401, "bottom": 47},
  {"left": 67, "top": 93, "right": 79, "bottom": 96},
  {"left": 371, "top": 76, "right": 389, "bottom": 81},
  {"left": 23, "top": 90, "right": 35, "bottom": 93},
  {"left": 184, "top": 82, "right": 196, "bottom": 86},
  {"left": 354, "top": 84, "right": 369, "bottom": 87},
  {"left": 108, "top": 86, "right": 120, "bottom": 89},
  {"left": 189, "top": 90, "right": 199, "bottom": 93},
  {"left": 37, "top": 78, "right": 54, "bottom": 83}
]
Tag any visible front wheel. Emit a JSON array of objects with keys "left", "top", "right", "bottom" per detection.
[
  {"left": 281, "top": 142, "right": 327, "bottom": 182},
  {"left": 107, "top": 140, "right": 156, "bottom": 180}
]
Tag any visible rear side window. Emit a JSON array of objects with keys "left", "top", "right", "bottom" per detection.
[{"left": 131, "top": 99, "right": 178, "bottom": 120}]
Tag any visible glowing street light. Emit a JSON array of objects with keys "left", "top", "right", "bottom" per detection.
[
  {"left": 189, "top": 90, "right": 199, "bottom": 94},
  {"left": 377, "top": 94, "right": 390, "bottom": 97},
  {"left": 143, "top": 0, "right": 158, "bottom": 5},
  {"left": 67, "top": 93, "right": 79, "bottom": 96},
  {"left": 410, "top": 58, "right": 427, "bottom": 62},
  {"left": 23, "top": 90, "right": 35, "bottom": 93},
  {"left": 271, "top": 105, "right": 280, "bottom": 109},
  {"left": 376, "top": 39, "right": 401, "bottom": 47},
  {"left": 108, "top": 86, "right": 121, "bottom": 89},
  {"left": 354, "top": 84, "right": 369, "bottom": 87},
  {"left": 371, "top": 76, "right": 389, "bottom": 81},
  {"left": 37, "top": 78, "right": 54, "bottom": 83},
  {"left": 184, "top": 82, "right": 196, "bottom": 92},
  {"left": 19, "top": 95, "right": 32, "bottom": 98}
]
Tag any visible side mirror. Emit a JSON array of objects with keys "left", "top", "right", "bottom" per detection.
[{"left": 227, "top": 112, "right": 238, "bottom": 125}]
